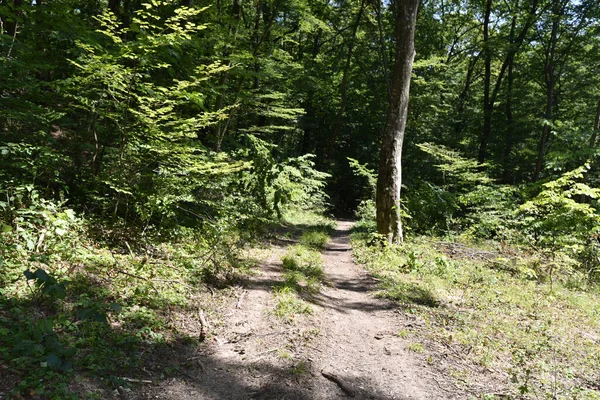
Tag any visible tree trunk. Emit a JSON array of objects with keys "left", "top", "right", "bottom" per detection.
[
  {"left": 478, "top": 0, "right": 493, "bottom": 165},
  {"left": 502, "top": 12, "right": 517, "bottom": 182},
  {"left": 454, "top": 54, "right": 478, "bottom": 140},
  {"left": 534, "top": 0, "right": 560, "bottom": 181},
  {"left": 502, "top": 56, "right": 515, "bottom": 183},
  {"left": 328, "top": 0, "right": 366, "bottom": 159},
  {"left": 588, "top": 99, "right": 600, "bottom": 147},
  {"left": 375, "top": 0, "right": 418, "bottom": 244},
  {"left": 478, "top": 0, "right": 539, "bottom": 164},
  {"left": 374, "top": 0, "right": 392, "bottom": 102}
]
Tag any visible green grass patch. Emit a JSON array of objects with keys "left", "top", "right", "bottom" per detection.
[
  {"left": 282, "top": 245, "right": 325, "bottom": 282},
  {"left": 352, "top": 232, "right": 600, "bottom": 399},
  {"left": 272, "top": 211, "right": 332, "bottom": 321},
  {"left": 273, "top": 245, "right": 326, "bottom": 320},
  {"left": 272, "top": 286, "right": 312, "bottom": 321},
  {"left": 299, "top": 230, "right": 330, "bottom": 249}
]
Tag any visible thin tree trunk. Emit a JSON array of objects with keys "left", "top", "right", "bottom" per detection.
[
  {"left": 534, "top": 0, "right": 559, "bottom": 181},
  {"left": 454, "top": 54, "right": 479, "bottom": 140},
  {"left": 588, "top": 99, "right": 600, "bottom": 147},
  {"left": 376, "top": 0, "right": 419, "bottom": 244},
  {"left": 502, "top": 12, "right": 517, "bottom": 182},
  {"left": 213, "top": 0, "right": 242, "bottom": 151},
  {"left": 502, "top": 57, "right": 515, "bottom": 183},
  {"left": 328, "top": 0, "right": 366, "bottom": 158},
  {"left": 579, "top": 99, "right": 600, "bottom": 202},
  {"left": 478, "top": 0, "right": 540, "bottom": 164},
  {"left": 478, "top": 0, "right": 493, "bottom": 165},
  {"left": 374, "top": 0, "right": 392, "bottom": 102}
]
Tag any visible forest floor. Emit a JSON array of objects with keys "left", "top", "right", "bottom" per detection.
[{"left": 112, "top": 220, "right": 462, "bottom": 400}]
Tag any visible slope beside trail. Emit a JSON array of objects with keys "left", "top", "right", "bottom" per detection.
[{"left": 133, "top": 221, "right": 458, "bottom": 400}]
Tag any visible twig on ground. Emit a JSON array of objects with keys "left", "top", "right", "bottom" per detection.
[
  {"left": 321, "top": 370, "right": 356, "bottom": 398},
  {"left": 236, "top": 289, "right": 248, "bottom": 308},
  {"left": 198, "top": 309, "right": 210, "bottom": 336},
  {"left": 250, "top": 347, "right": 280, "bottom": 363},
  {"left": 206, "top": 285, "right": 215, "bottom": 297},
  {"left": 118, "top": 377, "right": 152, "bottom": 384}
]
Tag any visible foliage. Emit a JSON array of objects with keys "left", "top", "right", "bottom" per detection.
[
  {"left": 519, "top": 164, "right": 600, "bottom": 250},
  {"left": 351, "top": 232, "right": 600, "bottom": 398},
  {"left": 2, "top": 0, "right": 600, "bottom": 396},
  {"left": 410, "top": 143, "right": 520, "bottom": 239}
]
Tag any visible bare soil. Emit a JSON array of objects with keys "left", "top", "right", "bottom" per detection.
[{"left": 114, "top": 221, "right": 466, "bottom": 399}]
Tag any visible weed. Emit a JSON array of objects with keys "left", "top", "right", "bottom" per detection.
[
  {"left": 289, "top": 361, "right": 309, "bottom": 376},
  {"left": 300, "top": 230, "right": 329, "bottom": 249},
  {"left": 397, "top": 329, "right": 409, "bottom": 339},
  {"left": 272, "top": 286, "right": 312, "bottom": 321},
  {"left": 407, "top": 343, "right": 424, "bottom": 353}
]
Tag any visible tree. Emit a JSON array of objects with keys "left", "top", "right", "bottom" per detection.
[{"left": 375, "top": 0, "right": 419, "bottom": 243}]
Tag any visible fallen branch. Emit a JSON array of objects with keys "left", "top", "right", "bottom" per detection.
[
  {"left": 198, "top": 309, "right": 210, "bottom": 337},
  {"left": 236, "top": 289, "right": 247, "bottom": 309},
  {"left": 118, "top": 377, "right": 152, "bottom": 384},
  {"left": 321, "top": 370, "right": 356, "bottom": 398},
  {"left": 250, "top": 347, "right": 280, "bottom": 363}
]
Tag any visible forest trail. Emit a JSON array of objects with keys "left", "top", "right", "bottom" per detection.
[
  {"left": 309, "top": 220, "right": 450, "bottom": 400},
  {"left": 136, "top": 221, "right": 456, "bottom": 400}
]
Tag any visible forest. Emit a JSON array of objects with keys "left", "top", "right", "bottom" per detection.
[{"left": 1, "top": 0, "right": 600, "bottom": 398}]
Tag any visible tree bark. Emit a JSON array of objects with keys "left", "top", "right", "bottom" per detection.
[
  {"left": 534, "top": 0, "right": 560, "bottom": 181},
  {"left": 477, "top": 0, "right": 493, "bottom": 165},
  {"left": 454, "top": 54, "right": 479, "bottom": 140},
  {"left": 502, "top": 55, "right": 515, "bottom": 183},
  {"left": 478, "top": 0, "right": 540, "bottom": 164},
  {"left": 589, "top": 100, "right": 600, "bottom": 148},
  {"left": 328, "top": 0, "right": 366, "bottom": 159},
  {"left": 375, "top": 0, "right": 418, "bottom": 244},
  {"left": 374, "top": 0, "right": 392, "bottom": 102}
]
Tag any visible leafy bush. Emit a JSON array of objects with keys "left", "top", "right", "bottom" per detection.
[{"left": 518, "top": 164, "right": 600, "bottom": 281}]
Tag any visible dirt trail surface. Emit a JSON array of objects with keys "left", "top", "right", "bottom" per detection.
[
  {"left": 310, "top": 220, "right": 450, "bottom": 399},
  {"left": 132, "top": 221, "right": 458, "bottom": 400}
]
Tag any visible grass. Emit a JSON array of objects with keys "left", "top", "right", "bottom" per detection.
[
  {"left": 272, "top": 286, "right": 312, "bottom": 320},
  {"left": 299, "top": 230, "right": 330, "bottom": 249},
  {"left": 272, "top": 212, "right": 333, "bottom": 321},
  {"left": 352, "top": 232, "right": 600, "bottom": 399}
]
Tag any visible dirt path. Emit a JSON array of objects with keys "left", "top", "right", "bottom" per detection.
[
  {"left": 309, "top": 220, "right": 451, "bottom": 400},
  {"left": 136, "top": 221, "right": 457, "bottom": 400}
]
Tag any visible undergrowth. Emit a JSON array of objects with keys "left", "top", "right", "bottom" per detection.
[
  {"left": 351, "top": 232, "right": 600, "bottom": 399},
  {"left": 0, "top": 200, "right": 323, "bottom": 398},
  {"left": 0, "top": 212, "right": 250, "bottom": 398}
]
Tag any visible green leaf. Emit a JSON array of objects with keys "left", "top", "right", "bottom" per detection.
[
  {"left": 23, "top": 269, "right": 36, "bottom": 280},
  {"left": 46, "top": 353, "right": 62, "bottom": 369},
  {"left": 34, "top": 268, "right": 51, "bottom": 283}
]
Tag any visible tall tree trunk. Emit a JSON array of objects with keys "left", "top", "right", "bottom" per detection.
[
  {"left": 502, "top": 56, "right": 515, "bottom": 183},
  {"left": 534, "top": 0, "right": 560, "bottom": 181},
  {"left": 478, "top": 0, "right": 493, "bottom": 164},
  {"left": 502, "top": 12, "right": 518, "bottom": 182},
  {"left": 374, "top": 0, "right": 392, "bottom": 102},
  {"left": 454, "top": 54, "right": 479, "bottom": 140},
  {"left": 376, "top": 0, "right": 418, "bottom": 244},
  {"left": 579, "top": 99, "right": 600, "bottom": 202},
  {"left": 589, "top": 100, "right": 600, "bottom": 148},
  {"left": 213, "top": 0, "right": 242, "bottom": 151},
  {"left": 478, "top": 0, "right": 539, "bottom": 164}
]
